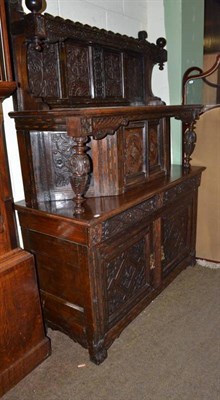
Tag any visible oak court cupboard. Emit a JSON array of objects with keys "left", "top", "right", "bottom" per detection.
[{"left": 6, "top": 0, "right": 205, "bottom": 364}]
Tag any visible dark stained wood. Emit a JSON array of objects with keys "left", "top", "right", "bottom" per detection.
[
  {"left": 0, "top": 1, "right": 51, "bottom": 395},
  {"left": 6, "top": 0, "right": 205, "bottom": 364},
  {"left": 9, "top": 104, "right": 202, "bottom": 208},
  {"left": 14, "top": 166, "right": 204, "bottom": 364},
  {"left": 8, "top": 0, "right": 167, "bottom": 111},
  {"left": 0, "top": 249, "right": 51, "bottom": 397}
]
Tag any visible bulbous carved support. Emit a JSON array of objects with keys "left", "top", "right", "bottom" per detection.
[
  {"left": 183, "top": 125, "right": 197, "bottom": 170},
  {"left": 69, "top": 137, "right": 90, "bottom": 215}
]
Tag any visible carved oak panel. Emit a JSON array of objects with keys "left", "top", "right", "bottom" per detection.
[
  {"left": 123, "top": 124, "right": 145, "bottom": 181},
  {"left": 148, "top": 122, "right": 159, "bottom": 169},
  {"left": 161, "top": 202, "right": 192, "bottom": 276},
  {"left": 93, "top": 46, "right": 105, "bottom": 98},
  {"left": 124, "top": 53, "right": 144, "bottom": 102},
  {"left": 100, "top": 232, "right": 152, "bottom": 327},
  {"left": 65, "top": 42, "right": 91, "bottom": 98},
  {"left": 27, "top": 43, "right": 60, "bottom": 98},
  {"left": 30, "top": 131, "right": 75, "bottom": 201},
  {"left": 103, "top": 197, "right": 157, "bottom": 240},
  {"left": 104, "top": 51, "right": 122, "bottom": 98}
]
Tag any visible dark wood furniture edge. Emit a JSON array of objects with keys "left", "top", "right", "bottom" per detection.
[
  {"left": 0, "top": 2, "right": 51, "bottom": 395},
  {"left": 10, "top": 104, "right": 203, "bottom": 213},
  {"left": 14, "top": 165, "right": 205, "bottom": 228},
  {"left": 6, "top": 0, "right": 206, "bottom": 365},
  {"left": 0, "top": 249, "right": 51, "bottom": 397}
]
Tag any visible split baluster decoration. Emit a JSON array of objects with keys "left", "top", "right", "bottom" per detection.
[{"left": 69, "top": 137, "right": 91, "bottom": 215}]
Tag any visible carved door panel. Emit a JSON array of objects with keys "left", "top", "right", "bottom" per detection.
[
  {"left": 94, "top": 223, "right": 155, "bottom": 330},
  {"left": 161, "top": 198, "right": 193, "bottom": 277},
  {"left": 122, "top": 118, "right": 170, "bottom": 190}
]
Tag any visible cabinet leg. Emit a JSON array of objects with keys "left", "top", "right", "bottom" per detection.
[{"left": 89, "top": 343, "right": 108, "bottom": 365}]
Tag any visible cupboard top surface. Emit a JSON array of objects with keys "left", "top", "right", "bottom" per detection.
[{"left": 15, "top": 165, "right": 205, "bottom": 226}]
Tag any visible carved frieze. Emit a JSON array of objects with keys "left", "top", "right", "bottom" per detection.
[
  {"left": 163, "top": 175, "right": 201, "bottom": 205},
  {"left": 103, "top": 197, "right": 157, "bottom": 240},
  {"left": 89, "top": 116, "right": 129, "bottom": 139},
  {"left": 32, "top": 13, "right": 165, "bottom": 57}
]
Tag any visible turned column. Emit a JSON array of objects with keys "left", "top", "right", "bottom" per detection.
[
  {"left": 183, "top": 122, "right": 197, "bottom": 170},
  {"left": 70, "top": 136, "right": 91, "bottom": 215}
]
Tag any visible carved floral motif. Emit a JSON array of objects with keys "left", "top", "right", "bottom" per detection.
[
  {"left": 104, "top": 51, "right": 122, "bottom": 97},
  {"left": 93, "top": 47, "right": 105, "bottom": 98},
  {"left": 27, "top": 43, "right": 60, "bottom": 98},
  {"left": 90, "top": 116, "right": 129, "bottom": 139},
  {"left": 66, "top": 43, "right": 90, "bottom": 97},
  {"left": 89, "top": 224, "right": 103, "bottom": 246},
  {"left": 51, "top": 133, "right": 75, "bottom": 187}
]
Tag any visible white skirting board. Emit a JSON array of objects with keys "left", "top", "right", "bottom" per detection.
[{"left": 197, "top": 259, "right": 220, "bottom": 269}]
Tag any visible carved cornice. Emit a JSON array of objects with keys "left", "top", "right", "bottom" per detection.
[
  {"left": 10, "top": 105, "right": 204, "bottom": 138},
  {"left": 24, "top": 12, "right": 165, "bottom": 59}
]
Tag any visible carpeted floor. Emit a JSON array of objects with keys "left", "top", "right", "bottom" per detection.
[{"left": 2, "top": 265, "right": 220, "bottom": 400}]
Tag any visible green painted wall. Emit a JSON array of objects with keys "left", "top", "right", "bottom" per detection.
[{"left": 164, "top": 0, "right": 204, "bottom": 164}]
